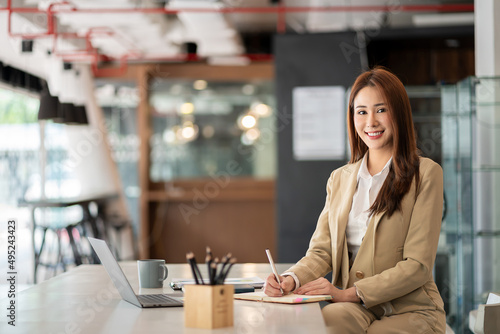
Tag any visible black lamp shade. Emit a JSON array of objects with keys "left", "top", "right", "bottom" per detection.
[
  {"left": 38, "top": 80, "right": 88, "bottom": 125},
  {"left": 56, "top": 102, "right": 73, "bottom": 124},
  {"left": 74, "top": 105, "right": 89, "bottom": 125},
  {"left": 38, "top": 87, "right": 62, "bottom": 121},
  {"left": 59, "top": 103, "right": 88, "bottom": 125}
]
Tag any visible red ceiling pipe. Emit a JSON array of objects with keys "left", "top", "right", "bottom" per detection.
[
  {"left": 1, "top": 4, "right": 475, "bottom": 15},
  {"left": 6, "top": 0, "right": 76, "bottom": 38},
  {"left": 1, "top": 2, "right": 475, "bottom": 39},
  {"left": 1, "top": 2, "right": 473, "bottom": 76},
  {"left": 51, "top": 27, "right": 143, "bottom": 76},
  {"left": 91, "top": 55, "right": 128, "bottom": 78},
  {"left": 277, "top": 1, "right": 286, "bottom": 34}
]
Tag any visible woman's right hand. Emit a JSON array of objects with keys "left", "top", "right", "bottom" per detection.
[{"left": 263, "top": 273, "right": 296, "bottom": 297}]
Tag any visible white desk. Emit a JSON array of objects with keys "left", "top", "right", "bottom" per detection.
[{"left": 0, "top": 263, "right": 328, "bottom": 333}]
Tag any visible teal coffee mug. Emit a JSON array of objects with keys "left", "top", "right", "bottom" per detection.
[{"left": 138, "top": 259, "right": 168, "bottom": 288}]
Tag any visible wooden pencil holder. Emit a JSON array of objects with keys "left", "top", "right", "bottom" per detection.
[{"left": 184, "top": 284, "right": 234, "bottom": 329}]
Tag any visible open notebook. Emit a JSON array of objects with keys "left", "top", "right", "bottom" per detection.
[{"left": 234, "top": 291, "right": 332, "bottom": 304}]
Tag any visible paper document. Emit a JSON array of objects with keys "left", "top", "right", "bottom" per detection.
[
  {"left": 234, "top": 291, "right": 332, "bottom": 304},
  {"left": 170, "top": 276, "right": 265, "bottom": 290}
]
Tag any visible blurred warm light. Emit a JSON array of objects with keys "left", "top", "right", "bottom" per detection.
[
  {"left": 193, "top": 80, "right": 207, "bottom": 90},
  {"left": 177, "top": 121, "right": 199, "bottom": 142},
  {"left": 246, "top": 128, "right": 260, "bottom": 141},
  {"left": 252, "top": 102, "right": 272, "bottom": 117},
  {"left": 179, "top": 102, "right": 194, "bottom": 115},
  {"left": 240, "top": 114, "right": 257, "bottom": 129},
  {"left": 182, "top": 126, "right": 196, "bottom": 139},
  {"left": 241, "top": 128, "right": 260, "bottom": 146}
]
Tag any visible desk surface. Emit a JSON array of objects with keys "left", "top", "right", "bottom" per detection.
[{"left": 0, "top": 263, "right": 328, "bottom": 334}]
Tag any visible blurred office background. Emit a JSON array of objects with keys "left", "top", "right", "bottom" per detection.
[{"left": 0, "top": 0, "right": 498, "bottom": 333}]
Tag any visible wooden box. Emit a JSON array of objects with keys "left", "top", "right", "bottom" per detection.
[{"left": 184, "top": 285, "right": 234, "bottom": 329}]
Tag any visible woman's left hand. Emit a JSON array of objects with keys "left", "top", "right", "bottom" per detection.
[
  {"left": 295, "top": 277, "right": 335, "bottom": 296},
  {"left": 295, "top": 278, "right": 360, "bottom": 303}
]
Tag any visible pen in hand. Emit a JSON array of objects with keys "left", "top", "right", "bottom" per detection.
[{"left": 265, "top": 248, "right": 284, "bottom": 296}]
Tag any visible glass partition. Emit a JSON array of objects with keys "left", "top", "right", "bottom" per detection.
[
  {"left": 440, "top": 76, "right": 500, "bottom": 333},
  {"left": 148, "top": 79, "right": 276, "bottom": 182}
]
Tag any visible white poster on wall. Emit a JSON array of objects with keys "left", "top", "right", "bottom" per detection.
[{"left": 292, "top": 86, "right": 346, "bottom": 161}]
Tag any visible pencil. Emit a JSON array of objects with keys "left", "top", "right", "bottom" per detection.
[
  {"left": 191, "top": 252, "right": 205, "bottom": 285},
  {"left": 216, "top": 254, "right": 230, "bottom": 284},
  {"left": 206, "top": 253, "right": 213, "bottom": 285},
  {"left": 210, "top": 262, "right": 217, "bottom": 285},
  {"left": 186, "top": 252, "right": 200, "bottom": 285},
  {"left": 219, "top": 257, "right": 237, "bottom": 284},
  {"left": 219, "top": 253, "right": 231, "bottom": 277}
]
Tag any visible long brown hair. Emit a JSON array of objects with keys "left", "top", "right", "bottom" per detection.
[{"left": 347, "top": 66, "right": 420, "bottom": 217}]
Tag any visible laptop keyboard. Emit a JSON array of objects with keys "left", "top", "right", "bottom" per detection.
[{"left": 139, "top": 294, "right": 179, "bottom": 304}]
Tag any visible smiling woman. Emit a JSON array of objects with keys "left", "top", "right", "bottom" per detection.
[
  {"left": 347, "top": 67, "right": 421, "bottom": 218},
  {"left": 264, "top": 67, "right": 446, "bottom": 334},
  {"left": 353, "top": 86, "right": 394, "bottom": 172}
]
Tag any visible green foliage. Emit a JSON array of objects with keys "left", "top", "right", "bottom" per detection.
[{"left": 0, "top": 88, "right": 39, "bottom": 124}]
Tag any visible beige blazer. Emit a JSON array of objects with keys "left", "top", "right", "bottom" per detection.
[{"left": 287, "top": 157, "right": 445, "bottom": 317}]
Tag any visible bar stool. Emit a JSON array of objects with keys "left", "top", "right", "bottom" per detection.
[
  {"left": 85, "top": 199, "right": 137, "bottom": 261},
  {"left": 32, "top": 205, "right": 86, "bottom": 282}
]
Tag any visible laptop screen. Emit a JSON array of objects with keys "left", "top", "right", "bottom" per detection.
[{"left": 88, "top": 237, "right": 141, "bottom": 307}]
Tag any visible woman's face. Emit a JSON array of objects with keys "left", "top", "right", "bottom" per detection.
[{"left": 353, "top": 86, "right": 394, "bottom": 157}]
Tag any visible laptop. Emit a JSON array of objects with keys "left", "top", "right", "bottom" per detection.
[{"left": 88, "top": 237, "right": 183, "bottom": 308}]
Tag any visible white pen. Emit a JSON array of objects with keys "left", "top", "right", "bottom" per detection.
[{"left": 265, "top": 248, "right": 284, "bottom": 296}]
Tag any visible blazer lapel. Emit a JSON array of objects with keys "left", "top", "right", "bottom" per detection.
[
  {"left": 369, "top": 211, "right": 385, "bottom": 273},
  {"left": 372, "top": 211, "right": 386, "bottom": 233},
  {"left": 336, "top": 160, "right": 362, "bottom": 242}
]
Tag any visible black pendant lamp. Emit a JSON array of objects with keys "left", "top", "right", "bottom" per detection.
[
  {"left": 58, "top": 103, "right": 88, "bottom": 125},
  {"left": 74, "top": 105, "right": 89, "bottom": 124},
  {"left": 38, "top": 80, "right": 89, "bottom": 125},
  {"left": 38, "top": 82, "right": 63, "bottom": 122}
]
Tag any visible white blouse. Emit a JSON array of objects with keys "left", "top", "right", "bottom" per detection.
[
  {"left": 346, "top": 154, "right": 392, "bottom": 262},
  {"left": 283, "top": 154, "right": 392, "bottom": 290}
]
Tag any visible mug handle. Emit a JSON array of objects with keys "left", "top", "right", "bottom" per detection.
[{"left": 159, "top": 264, "right": 168, "bottom": 282}]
